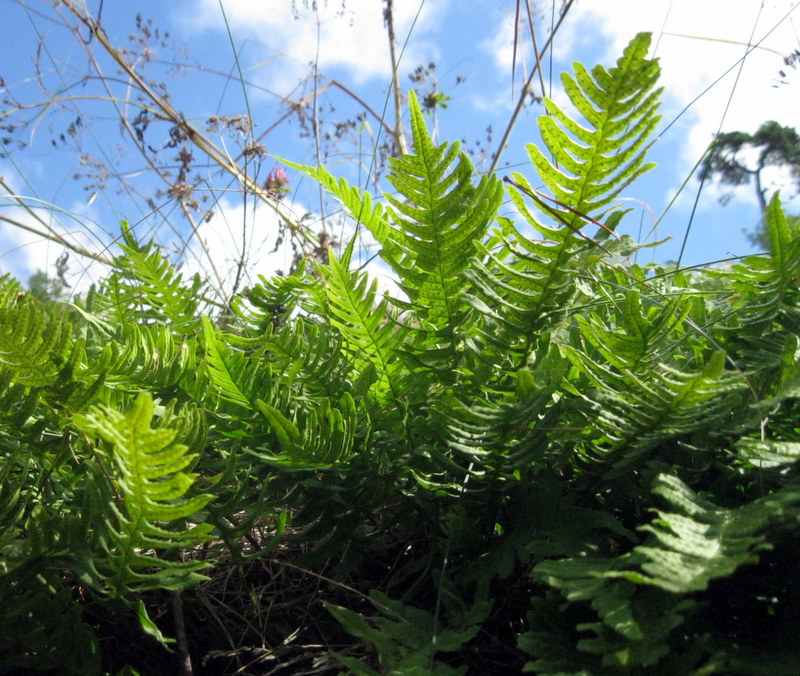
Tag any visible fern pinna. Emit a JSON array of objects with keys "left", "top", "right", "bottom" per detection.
[{"left": 1, "top": 31, "right": 800, "bottom": 674}]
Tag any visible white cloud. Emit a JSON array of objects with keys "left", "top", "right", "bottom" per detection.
[
  {"left": 180, "top": 196, "right": 307, "bottom": 297},
  {"left": 562, "top": 1, "right": 799, "bottom": 189},
  {"left": 180, "top": 190, "right": 405, "bottom": 304},
  {"left": 0, "top": 175, "right": 111, "bottom": 295},
  {"left": 187, "top": 0, "right": 447, "bottom": 95}
]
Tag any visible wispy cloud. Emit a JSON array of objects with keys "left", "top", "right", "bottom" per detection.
[{"left": 186, "top": 0, "right": 447, "bottom": 96}]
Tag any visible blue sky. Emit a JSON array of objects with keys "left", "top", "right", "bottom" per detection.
[{"left": 1, "top": 0, "right": 798, "bottom": 296}]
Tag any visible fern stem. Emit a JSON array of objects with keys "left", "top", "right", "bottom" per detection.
[{"left": 171, "top": 589, "right": 194, "bottom": 676}]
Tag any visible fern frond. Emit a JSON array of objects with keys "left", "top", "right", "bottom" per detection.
[
  {"left": 327, "top": 590, "right": 490, "bottom": 675},
  {"left": 254, "top": 391, "right": 357, "bottom": 466},
  {"left": 568, "top": 349, "right": 746, "bottom": 474},
  {"left": 381, "top": 91, "right": 503, "bottom": 331},
  {"left": 0, "top": 274, "right": 22, "bottom": 308},
  {"left": 322, "top": 251, "right": 403, "bottom": 405},
  {"left": 84, "top": 223, "right": 209, "bottom": 331},
  {"left": 201, "top": 315, "right": 267, "bottom": 411},
  {"left": 721, "top": 194, "right": 800, "bottom": 328},
  {"left": 229, "top": 263, "right": 312, "bottom": 337},
  {"left": 0, "top": 300, "right": 75, "bottom": 388},
  {"left": 0, "top": 297, "right": 112, "bottom": 415},
  {"left": 464, "top": 33, "right": 661, "bottom": 353},
  {"left": 262, "top": 317, "right": 353, "bottom": 400},
  {"left": 628, "top": 473, "right": 800, "bottom": 593},
  {"left": 530, "top": 32, "right": 661, "bottom": 222},
  {"left": 75, "top": 392, "right": 213, "bottom": 596},
  {"left": 100, "top": 321, "right": 198, "bottom": 402},
  {"left": 275, "top": 159, "right": 400, "bottom": 264},
  {"left": 576, "top": 289, "right": 692, "bottom": 372}
]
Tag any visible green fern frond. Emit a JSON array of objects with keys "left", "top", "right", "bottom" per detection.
[
  {"left": 201, "top": 315, "right": 266, "bottom": 411},
  {"left": 254, "top": 391, "right": 357, "bottom": 466},
  {"left": 84, "top": 223, "right": 209, "bottom": 331},
  {"left": 262, "top": 318, "right": 353, "bottom": 400},
  {"left": 0, "top": 297, "right": 111, "bottom": 415},
  {"left": 464, "top": 33, "right": 661, "bottom": 352},
  {"left": 722, "top": 194, "right": 800, "bottom": 328},
  {"left": 99, "top": 321, "right": 198, "bottom": 402},
  {"left": 569, "top": 349, "right": 746, "bottom": 473},
  {"left": 737, "top": 438, "right": 800, "bottom": 470},
  {"left": 0, "top": 274, "right": 22, "bottom": 308},
  {"left": 628, "top": 473, "right": 800, "bottom": 593},
  {"left": 274, "top": 160, "right": 400, "bottom": 264},
  {"left": 230, "top": 263, "right": 312, "bottom": 337},
  {"left": 0, "top": 301, "right": 75, "bottom": 388},
  {"left": 530, "top": 31, "right": 661, "bottom": 222},
  {"left": 381, "top": 91, "right": 503, "bottom": 331},
  {"left": 576, "top": 289, "right": 692, "bottom": 372},
  {"left": 75, "top": 392, "right": 213, "bottom": 596},
  {"left": 322, "top": 250, "right": 403, "bottom": 405},
  {"left": 327, "top": 590, "right": 490, "bottom": 675}
]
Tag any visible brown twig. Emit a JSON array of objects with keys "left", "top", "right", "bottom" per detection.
[{"left": 384, "top": 0, "right": 409, "bottom": 156}]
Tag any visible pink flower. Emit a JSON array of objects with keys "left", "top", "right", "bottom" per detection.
[{"left": 265, "top": 165, "right": 290, "bottom": 200}]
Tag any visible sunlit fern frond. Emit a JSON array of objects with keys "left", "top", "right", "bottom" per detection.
[
  {"left": 322, "top": 250, "right": 404, "bottom": 407},
  {"left": 719, "top": 194, "right": 800, "bottom": 329},
  {"left": 380, "top": 91, "right": 503, "bottom": 331},
  {"left": 464, "top": 32, "right": 662, "bottom": 353},
  {"left": 75, "top": 392, "right": 213, "bottom": 596},
  {"left": 528, "top": 31, "right": 661, "bottom": 222}
]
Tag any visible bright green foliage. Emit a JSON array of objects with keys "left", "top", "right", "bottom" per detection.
[
  {"left": 465, "top": 32, "right": 661, "bottom": 356},
  {"left": 1, "top": 32, "right": 800, "bottom": 674},
  {"left": 75, "top": 393, "right": 213, "bottom": 596},
  {"left": 84, "top": 222, "right": 208, "bottom": 331}
]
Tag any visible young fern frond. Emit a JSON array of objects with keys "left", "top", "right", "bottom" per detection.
[
  {"left": 465, "top": 32, "right": 661, "bottom": 351},
  {"left": 381, "top": 91, "right": 503, "bottom": 331},
  {"left": 75, "top": 392, "right": 213, "bottom": 596}
]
